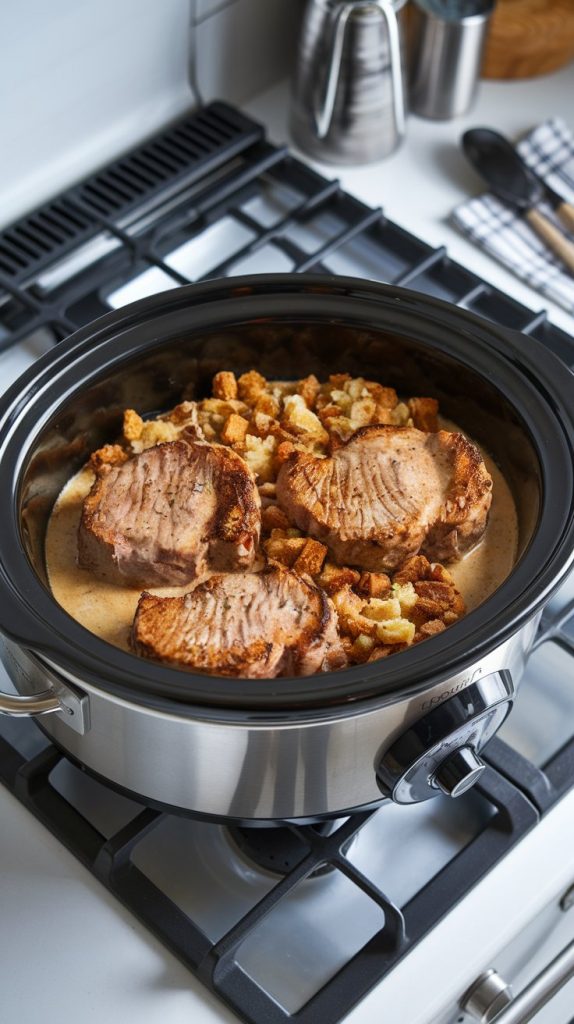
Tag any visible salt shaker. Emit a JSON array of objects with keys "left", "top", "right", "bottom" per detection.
[{"left": 408, "top": 0, "right": 495, "bottom": 120}]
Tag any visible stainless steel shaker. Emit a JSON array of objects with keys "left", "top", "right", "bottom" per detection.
[
  {"left": 290, "top": 0, "right": 408, "bottom": 165},
  {"left": 408, "top": 0, "right": 495, "bottom": 120}
]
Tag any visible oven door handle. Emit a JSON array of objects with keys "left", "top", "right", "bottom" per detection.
[{"left": 463, "top": 936, "right": 574, "bottom": 1023}]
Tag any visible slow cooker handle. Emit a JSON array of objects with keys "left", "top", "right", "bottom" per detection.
[
  {"left": 0, "top": 690, "right": 62, "bottom": 717},
  {"left": 0, "top": 641, "right": 90, "bottom": 735}
]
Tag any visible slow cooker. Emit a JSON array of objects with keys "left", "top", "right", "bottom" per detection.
[{"left": 0, "top": 276, "right": 572, "bottom": 821}]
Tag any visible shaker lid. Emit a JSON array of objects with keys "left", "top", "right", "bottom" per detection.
[
  {"left": 411, "top": 0, "right": 494, "bottom": 18},
  {"left": 326, "top": 0, "right": 408, "bottom": 11}
]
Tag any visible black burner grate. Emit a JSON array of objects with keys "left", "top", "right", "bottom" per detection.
[
  {"left": 0, "top": 729, "right": 542, "bottom": 1023},
  {"left": 1, "top": 102, "right": 573, "bottom": 368}
]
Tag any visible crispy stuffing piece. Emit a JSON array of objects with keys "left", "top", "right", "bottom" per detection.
[{"left": 88, "top": 370, "right": 465, "bottom": 668}]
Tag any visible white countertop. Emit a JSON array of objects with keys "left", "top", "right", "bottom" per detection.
[
  {"left": 2, "top": 67, "right": 574, "bottom": 1024},
  {"left": 246, "top": 65, "right": 574, "bottom": 339}
]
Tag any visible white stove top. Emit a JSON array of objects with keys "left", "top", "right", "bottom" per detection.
[{"left": 2, "top": 69, "right": 574, "bottom": 1024}]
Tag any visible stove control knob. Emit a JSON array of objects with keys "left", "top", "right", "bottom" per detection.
[
  {"left": 433, "top": 746, "right": 485, "bottom": 798},
  {"left": 461, "top": 968, "right": 513, "bottom": 1022}
]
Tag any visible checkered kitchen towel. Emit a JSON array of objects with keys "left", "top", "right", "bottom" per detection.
[{"left": 452, "top": 118, "right": 574, "bottom": 315}]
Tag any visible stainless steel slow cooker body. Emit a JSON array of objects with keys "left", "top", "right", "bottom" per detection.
[{"left": 0, "top": 276, "right": 573, "bottom": 822}]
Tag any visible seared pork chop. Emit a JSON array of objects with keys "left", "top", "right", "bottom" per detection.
[
  {"left": 276, "top": 426, "right": 492, "bottom": 571},
  {"left": 79, "top": 439, "right": 260, "bottom": 586},
  {"left": 131, "top": 564, "right": 347, "bottom": 677}
]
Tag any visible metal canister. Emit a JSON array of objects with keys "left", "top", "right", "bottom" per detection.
[
  {"left": 408, "top": 0, "right": 495, "bottom": 120},
  {"left": 290, "top": 0, "right": 408, "bottom": 165}
]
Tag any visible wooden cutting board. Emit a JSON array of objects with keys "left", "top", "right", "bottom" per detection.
[{"left": 482, "top": 0, "right": 574, "bottom": 79}]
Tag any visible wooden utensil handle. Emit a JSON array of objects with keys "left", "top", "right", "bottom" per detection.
[
  {"left": 526, "top": 208, "right": 574, "bottom": 275},
  {"left": 556, "top": 201, "right": 574, "bottom": 236}
]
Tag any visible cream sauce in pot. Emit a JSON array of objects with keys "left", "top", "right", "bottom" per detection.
[{"left": 45, "top": 435, "right": 519, "bottom": 654}]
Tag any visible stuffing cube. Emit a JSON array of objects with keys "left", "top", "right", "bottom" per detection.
[
  {"left": 275, "top": 440, "right": 301, "bottom": 464},
  {"left": 430, "top": 562, "right": 455, "bottom": 584},
  {"left": 357, "top": 572, "right": 391, "bottom": 598},
  {"left": 89, "top": 444, "right": 129, "bottom": 473},
  {"left": 391, "top": 401, "right": 411, "bottom": 426},
  {"left": 393, "top": 555, "right": 434, "bottom": 584},
  {"left": 250, "top": 411, "right": 275, "bottom": 438},
  {"left": 414, "top": 580, "right": 456, "bottom": 611},
  {"left": 329, "top": 389, "right": 353, "bottom": 413},
  {"left": 318, "top": 562, "right": 361, "bottom": 595},
  {"left": 261, "top": 505, "right": 290, "bottom": 532},
  {"left": 254, "top": 393, "right": 280, "bottom": 418},
  {"left": 393, "top": 582, "right": 418, "bottom": 615},
  {"left": 238, "top": 370, "right": 267, "bottom": 404},
  {"left": 264, "top": 535, "right": 307, "bottom": 567},
  {"left": 415, "top": 619, "right": 446, "bottom": 642},
  {"left": 293, "top": 538, "right": 328, "bottom": 577},
  {"left": 350, "top": 634, "right": 376, "bottom": 663},
  {"left": 281, "top": 394, "right": 329, "bottom": 446},
  {"left": 331, "top": 587, "right": 380, "bottom": 640},
  {"left": 167, "top": 401, "right": 199, "bottom": 426},
  {"left": 123, "top": 408, "right": 143, "bottom": 441},
  {"left": 221, "top": 413, "right": 249, "bottom": 446},
  {"left": 297, "top": 374, "right": 321, "bottom": 409},
  {"left": 361, "top": 597, "right": 402, "bottom": 622},
  {"left": 131, "top": 418, "right": 179, "bottom": 452},
  {"left": 326, "top": 415, "right": 355, "bottom": 446},
  {"left": 349, "top": 397, "right": 377, "bottom": 428},
  {"left": 375, "top": 618, "right": 416, "bottom": 645},
  {"left": 212, "top": 371, "right": 238, "bottom": 401},
  {"left": 372, "top": 405, "right": 395, "bottom": 425},
  {"left": 317, "top": 403, "right": 343, "bottom": 423},
  {"left": 366, "top": 383, "right": 398, "bottom": 409},
  {"left": 243, "top": 434, "right": 277, "bottom": 482}
]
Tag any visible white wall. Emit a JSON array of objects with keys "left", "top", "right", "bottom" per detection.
[{"left": 0, "top": 0, "right": 304, "bottom": 227}]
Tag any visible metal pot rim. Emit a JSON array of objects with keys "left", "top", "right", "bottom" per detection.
[{"left": 0, "top": 274, "right": 573, "bottom": 716}]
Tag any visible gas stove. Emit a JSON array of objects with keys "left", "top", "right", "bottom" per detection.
[{"left": 1, "top": 103, "right": 574, "bottom": 1024}]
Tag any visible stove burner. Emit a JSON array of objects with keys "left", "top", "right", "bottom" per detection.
[{"left": 227, "top": 820, "right": 351, "bottom": 877}]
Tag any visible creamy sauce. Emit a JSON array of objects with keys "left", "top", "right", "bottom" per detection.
[
  {"left": 46, "top": 466, "right": 191, "bottom": 652},
  {"left": 446, "top": 453, "right": 517, "bottom": 610},
  {"left": 437, "top": 417, "right": 518, "bottom": 610},
  {"left": 45, "top": 427, "right": 519, "bottom": 653}
]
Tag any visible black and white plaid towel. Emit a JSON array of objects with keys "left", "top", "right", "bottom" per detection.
[{"left": 452, "top": 118, "right": 574, "bottom": 315}]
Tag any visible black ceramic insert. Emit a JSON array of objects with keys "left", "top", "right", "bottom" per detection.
[{"left": 1, "top": 277, "right": 574, "bottom": 714}]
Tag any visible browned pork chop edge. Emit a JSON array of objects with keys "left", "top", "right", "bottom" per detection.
[
  {"left": 131, "top": 564, "right": 347, "bottom": 678},
  {"left": 78, "top": 439, "right": 261, "bottom": 587},
  {"left": 276, "top": 425, "right": 492, "bottom": 571}
]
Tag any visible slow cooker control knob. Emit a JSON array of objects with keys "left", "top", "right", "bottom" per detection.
[
  {"left": 376, "top": 671, "right": 514, "bottom": 804},
  {"left": 433, "top": 746, "right": 485, "bottom": 798}
]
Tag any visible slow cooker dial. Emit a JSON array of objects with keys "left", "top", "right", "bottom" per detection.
[{"left": 376, "top": 672, "right": 514, "bottom": 804}]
